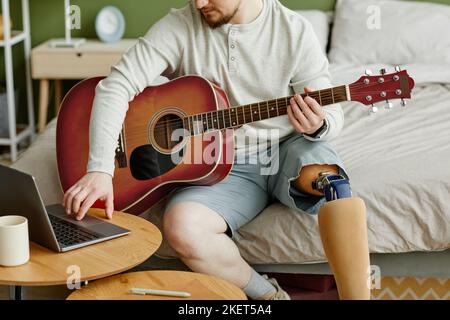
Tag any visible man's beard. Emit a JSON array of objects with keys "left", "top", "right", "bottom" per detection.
[{"left": 201, "top": 4, "right": 240, "bottom": 29}]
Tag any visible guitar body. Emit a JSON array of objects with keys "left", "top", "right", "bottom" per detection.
[{"left": 57, "top": 76, "right": 234, "bottom": 214}]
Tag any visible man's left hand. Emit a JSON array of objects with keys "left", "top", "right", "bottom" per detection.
[{"left": 287, "top": 86, "right": 326, "bottom": 135}]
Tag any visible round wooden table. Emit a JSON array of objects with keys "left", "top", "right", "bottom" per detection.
[
  {"left": 67, "top": 271, "right": 247, "bottom": 300},
  {"left": 0, "top": 209, "right": 162, "bottom": 299}
]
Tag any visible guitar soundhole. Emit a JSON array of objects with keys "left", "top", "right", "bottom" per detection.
[{"left": 153, "top": 114, "right": 185, "bottom": 152}]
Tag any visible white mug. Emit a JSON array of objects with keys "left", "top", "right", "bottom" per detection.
[{"left": 0, "top": 216, "right": 30, "bottom": 267}]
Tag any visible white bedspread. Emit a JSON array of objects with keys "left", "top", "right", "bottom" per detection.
[{"left": 234, "top": 65, "right": 450, "bottom": 264}]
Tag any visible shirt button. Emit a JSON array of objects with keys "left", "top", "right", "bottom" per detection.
[
  {"left": 230, "top": 31, "right": 235, "bottom": 36},
  {"left": 231, "top": 44, "right": 235, "bottom": 49},
  {"left": 231, "top": 57, "right": 235, "bottom": 61}
]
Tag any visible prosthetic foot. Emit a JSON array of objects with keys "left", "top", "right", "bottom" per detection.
[{"left": 299, "top": 167, "right": 371, "bottom": 300}]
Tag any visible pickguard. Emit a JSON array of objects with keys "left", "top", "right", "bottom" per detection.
[{"left": 129, "top": 144, "right": 185, "bottom": 180}]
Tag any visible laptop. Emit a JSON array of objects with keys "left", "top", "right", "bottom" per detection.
[{"left": 0, "top": 165, "right": 130, "bottom": 252}]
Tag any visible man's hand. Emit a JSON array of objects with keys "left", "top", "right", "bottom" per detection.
[
  {"left": 63, "top": 172, "right": 114, "bottom": 221},
  {"left": 287, "top": 86, "right": 326, "bottom": 135}
]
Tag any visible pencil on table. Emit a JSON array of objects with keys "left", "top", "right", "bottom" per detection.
[{"left": 129, "top": 287, "right": 191, "bottom": 298}]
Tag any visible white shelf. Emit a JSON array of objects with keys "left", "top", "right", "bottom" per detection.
[
  {"left": 0, "top": 31, "right": 26, "bottom": 47},
  {"left": 0, "top": 0, "right": 36, "bottom": 162},
  {"left": 0, "top": 125, "right": 33, "bottom": 145}
]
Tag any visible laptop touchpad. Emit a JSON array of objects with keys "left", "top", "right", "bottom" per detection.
[{"left": 46, "top": 204, "right": 111, "bottom": 228}]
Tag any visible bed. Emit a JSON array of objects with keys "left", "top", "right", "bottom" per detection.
[{"left": 10, "top": 0, "right": 450, "bottom": 285}]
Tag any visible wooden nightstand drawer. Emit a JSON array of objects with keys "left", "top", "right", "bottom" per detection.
[
  {"left": 31, "top": 39, "right": 137, "bottom": 79},
  {"left": 32, "top": 51, "right": 123, "bottom": 78}
]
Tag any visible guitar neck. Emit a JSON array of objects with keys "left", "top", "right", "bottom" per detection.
[{"left": 184, "top": 85, "right": 349, "bottom": 136}]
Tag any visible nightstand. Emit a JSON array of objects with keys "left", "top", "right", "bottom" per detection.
[{"left": 31, "top": 39, "right": 137, "bottom": 133}]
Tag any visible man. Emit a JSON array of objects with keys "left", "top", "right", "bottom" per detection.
[{"left": 64, "top": 0, "right": 370, "bottom": 300}]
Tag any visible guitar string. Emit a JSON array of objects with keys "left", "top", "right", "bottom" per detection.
[
  {"left": 149, "top": 97, "right": 349, "bottom": 135},
  {"left": 149, "top": 102, "right": 341, "bottom": 133},
  {"left": 132, "top": 85, "right": 401, "bottom": 135},
  {"left": 124, "top": 86, "right": 404, "bottom": 141},
  {"left": 147, "top": 94, "right": 350, "bottom": 138},
  {"left": 150, "top": 102, "right": 344, "bottom": 137},
  {"left": 129, "top": 79, "right": 404, "bottom": 131},
  {"left": 147, "top": 92, "right": 348, "bottom": 132},
  {"left": 119, "top": 80, "right": 407, "bottom": 144},
  {"left": 149, "top": 87, "right": 348, "bottom": 125},
  {"left": 149, "top": 89, "right": 348, "bottom": 129},
  {"left": 149, "top": 99, "right": 397, "bottom": 138},
  {"left": 150, "top": 99, "right": 343, "bottom": 134}
]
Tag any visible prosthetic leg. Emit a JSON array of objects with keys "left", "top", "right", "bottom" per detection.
[{"left": 297, "top": 166, "right": 371, "bottom": 300}]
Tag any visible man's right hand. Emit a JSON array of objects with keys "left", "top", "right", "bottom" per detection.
[{"left": 63, "top": 172, "right": 114, "bottom": 221}]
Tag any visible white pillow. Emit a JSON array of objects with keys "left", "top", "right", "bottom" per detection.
[
  {"left": 295, "top": 10, "right": 332, "bottom": 53},
  {"left": 329, "top": 0, "right": 450, "bottom": 65}
]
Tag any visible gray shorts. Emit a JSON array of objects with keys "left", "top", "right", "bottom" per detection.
[{"left": 165, "top": 134, "right": 349, "bottom": 238}]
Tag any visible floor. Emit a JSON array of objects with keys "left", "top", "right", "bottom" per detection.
[
  {"left": 371, "top": 277, "right": 450, "bottom": 300},
  {"left": 0, "top": 146, "right": 16, "bottom": 166},
  {"left": 2, "top": 254, "right": 448, "bottom": 300},
  {"left": 0, "top": 156, "right": 12, "bottom": 167},
  {"left": 2, "top": 276, "right": 448, "bottom": 300}
]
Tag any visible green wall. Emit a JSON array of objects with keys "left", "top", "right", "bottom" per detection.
[
  {"left": 1, "top": 0, "right": 450, "bottom": 123},
  {"left": 8, "top": 0, "right": 450, "bottom": 47},
  {"left": 18, "top": 0, "right": 337, "bottom": 48}
]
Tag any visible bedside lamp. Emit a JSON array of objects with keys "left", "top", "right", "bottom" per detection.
[{"left": 49, "top": 0, "right": 86, "bottom": 48}]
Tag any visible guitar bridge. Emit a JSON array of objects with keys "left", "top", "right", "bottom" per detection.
[{"left": 115, "top": 127, "right": 128, "bottom": 168}]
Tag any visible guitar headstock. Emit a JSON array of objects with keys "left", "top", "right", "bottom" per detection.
[{"left": 349, "top": 67, "right": 415, "bottom": 113}]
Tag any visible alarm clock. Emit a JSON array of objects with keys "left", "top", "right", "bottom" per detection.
[{"left": 95, "top": 6, "right": 125, "bottom": 43}]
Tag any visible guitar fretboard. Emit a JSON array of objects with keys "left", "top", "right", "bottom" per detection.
[{"left": 183, "top": 85, "right": 348, "bottom": 136}]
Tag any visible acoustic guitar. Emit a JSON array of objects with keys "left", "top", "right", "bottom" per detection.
[{"left": 56, "top": 68, "right": 415, "bottom": 214}]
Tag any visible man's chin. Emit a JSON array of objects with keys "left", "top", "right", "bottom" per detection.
[
  {"left": 204, "top": 20, "right": 223, "bottom": 29},
  {"left": 202, "top": 16, "right": 224, "bottom": 29},
  {"left": 201, "top": 11, "right": 231, "bottom": 29}
]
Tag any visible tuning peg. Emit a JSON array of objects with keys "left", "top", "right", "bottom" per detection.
[
  {"left": 380, "top": 68, "right": 387, "bottom": 75},
  {"left": 401, "top": 99, "right": 407, "bottom": 107},
  {"left": 395, "top": 66, "right": 402, "bottom": 72},
  {"left": 369, "top": 105, "right": 379, "bottom": 114},
  {"left": 365, "top": 69, "right": 373, "bottom": 76},
  {"left": 385, "top": 100, "right": 394, "bottom": 109}
]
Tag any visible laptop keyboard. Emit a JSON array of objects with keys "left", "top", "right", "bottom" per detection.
[{"left": 48, "top": 214, "right": 100, "bottom": 247}]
